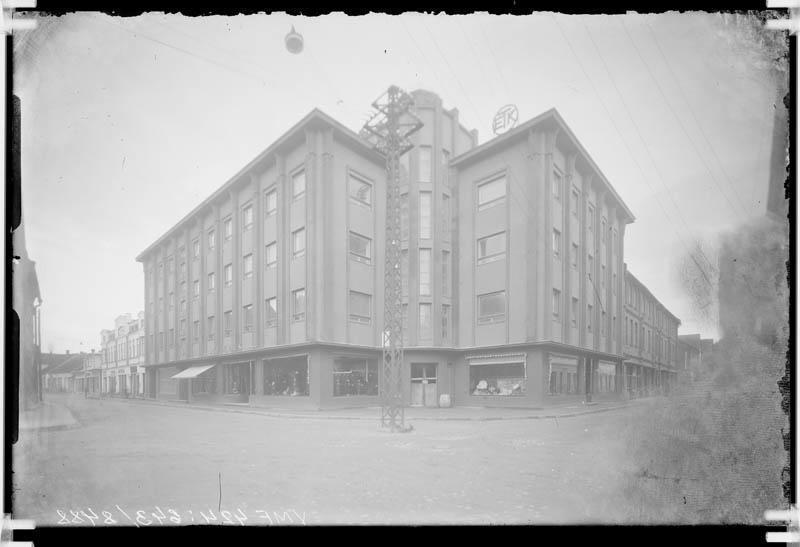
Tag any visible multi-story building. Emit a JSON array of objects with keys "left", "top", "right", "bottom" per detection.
[
  {"left": 137, "top": 88, "right": 678, "bottom": 409},
  {"left": 76, "top": 349, "right": 103, "bottom": 395},
  {"left": 622, "top": 267, "right": 681, "bottom": 396},
  {"left": 100, "top": 312, "right": 146, "bottom": 396}
]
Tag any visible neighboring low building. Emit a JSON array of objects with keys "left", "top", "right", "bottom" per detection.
[
  {"left": 43, "top": 351, "right": 85, "bottom": 393},
  {"left": 622, "top": 267, "right": 681, "bottom": 397},
  {"left": 76, "top": 350, "right": 103, "bottom": 395},
  {"left": 678, "top": 334, "right": 703, "bottom": 380},
  {"left": 100, "top": 312, "right": 146, "bottom": 397}
]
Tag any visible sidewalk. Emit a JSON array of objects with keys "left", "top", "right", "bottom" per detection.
[
  {"left": 97, "top": 393, "right": 638, "bottom": 422},
  {"left": 18, "top": 399, "right": 79, "bottom": 432}
]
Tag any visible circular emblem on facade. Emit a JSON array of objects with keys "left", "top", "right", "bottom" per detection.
[{"left": 492, "top": 104, "right": 519, "bottom": 136}]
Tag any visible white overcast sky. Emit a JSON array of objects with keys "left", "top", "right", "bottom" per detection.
[{"left": 12, "top": 11, "right": 785, "bottom": 352}]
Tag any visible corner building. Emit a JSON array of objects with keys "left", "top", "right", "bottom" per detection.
[{"left": 137, "top": 89, "right": 672, "bottom": 408}]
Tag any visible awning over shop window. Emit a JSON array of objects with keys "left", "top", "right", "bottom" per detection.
[{"left": 171, "top": 364, "right": 216, "bottom": 379}]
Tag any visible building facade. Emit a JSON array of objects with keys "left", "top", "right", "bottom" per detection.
[
  {"left": 100, "top": 312, "right": 146, "bottom": 396},
  {"left": 76, "top": 350, "right": 103, "bottom": 395},
  {"left": 622, "top": 267, "right": 681, "bottom": 396},
  {"left": 137, "top": 89, "right": 678, "bottom": 409}
]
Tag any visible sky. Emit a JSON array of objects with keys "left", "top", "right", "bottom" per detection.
[{"left": 11, "top": 11, "right": 786, "bottom": 352}]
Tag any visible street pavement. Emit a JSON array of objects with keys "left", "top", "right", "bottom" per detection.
[{"left": 13, "top": 393, "right": 646, "bottom": 525}]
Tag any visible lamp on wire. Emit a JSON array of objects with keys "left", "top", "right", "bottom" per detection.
[{"left": 285, "top": 25, "right": 303, "bottom": 54}]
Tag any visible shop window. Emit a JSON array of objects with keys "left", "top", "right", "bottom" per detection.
[
  {"left": 223, "top": 363, "right": 250, "bottom": 395},
  {"left": 333, "top": 358, "right": 378, "bottom": 397},
  {"left": 263, "top": 357, "right": 309, "bottom": 396},
  {"left": 549, "top": 367, "right": 578, "bottom": 395},
  {"left": 470, "top": 363, "right": 526, "bottom": 396}
]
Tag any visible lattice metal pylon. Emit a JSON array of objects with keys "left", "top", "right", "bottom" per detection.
[{"left": 360, "top": 86, "right": 423, "bottom": 432}]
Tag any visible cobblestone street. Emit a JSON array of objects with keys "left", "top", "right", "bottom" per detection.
[{"left": 13, "top": 394, "right": 645, "bottom": 525}]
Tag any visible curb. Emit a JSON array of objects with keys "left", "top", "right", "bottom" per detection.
[
  {"left": 19, "top": 402, "right": 81, "bottom": 433},
  {"left": 88, "top": 395, "right": 631, "bottom": 422}
]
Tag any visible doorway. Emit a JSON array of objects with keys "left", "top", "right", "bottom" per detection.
[
  {"left": 410, "top": 363, "right": 438, "bottom": 407},
  {"left": 224, "top": 362, "right": 251, "bottom": 403}
]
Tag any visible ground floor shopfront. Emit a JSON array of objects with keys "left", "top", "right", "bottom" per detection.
[
  {"left": 623, "top": 359, "right": 678, "bottom": 398},
  {"left": 142, "top": 343, "right": 641, "bottom": 409},
  {"left": 101, "top": 366, "right": 146, "bottom": 398}
]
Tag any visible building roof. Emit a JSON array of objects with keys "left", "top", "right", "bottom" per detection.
[
  {"left": 449, "top": 107, "right": 635, "bottom": 223},
  {"left": 136, "top": 108, "right": 383, "bottom": 262},
  {"left": 40, "top": 352, "right": 72, "bottom": 372},
  {"left": 46, "top": 353, "right": 85, "bottom": 375}
]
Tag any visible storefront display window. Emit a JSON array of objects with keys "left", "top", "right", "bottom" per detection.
[
  {"left": 549, "top": 360, "right": 579, "bottom": 395},
  {"left": 470, "top": 363, "right": 525, "bottom": 396},
  {"left": 191, "top": 369, "right": 217, "bottom": 395},
  {"left": 333, "top": 358, "right": 378, "bottom": 397},
  {"left": 263, "top": 357, "right": 309, "bottom": 396}
]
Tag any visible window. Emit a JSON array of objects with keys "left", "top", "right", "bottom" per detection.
[
  {"left": 601, "top": 218, "right": 607, "bottom": 240},
  {"left": 477, "top": 176, "right": 506, "bottom": 210},
  {"left": 180, "top": 319, "right": 187, "bottom": 339},
  {"left": 208, "top": 229, "right": 216, "bottom": 250},
  {"left": 265, "top": 297, "right": 278, "bottom": 327},
  {"left": 348, "top": 173, "right": 372, "bottom": 206},
  {"left": 265, "top": 242, "right": 277, "bottom": 268},
  {"left": 180, "top": 299, "right": 186, "bottom": 315},
  {"left": 477, "top": 232, "right": 506, "bottom": 264},
  {"left": 333, "top": 359, "right": 378, "bottom": 397},
  {"left": 601, "top": 311, "right": 607, "bottom": 336},
  {"left": 207, "top": 272, "right": 216, "bottom": 291},
  {"left": 441, "top": 304, "right": 451, "bottom": 342},
  {"left": 168, "top": 258, "right": 174, "bottom": 275},
  {"left": 224, "top": 264, "right": 233, "bottom": 287},
  {"left": 613, "top": 273, "right": 617, "bottom": 294},
  {"left": 193, "top": 320, "right": 200, "bottom": 341},
  {"left": 442, "top": 194, "right": 450, "bottom": 239},
  {"left": 601, "top": 265, "right": 606, "bottom": 289},
  {"left": 292, "top": 170, "right": 306, "bottom": 199},
  {"left": 571, "top": 243, "right": 579, "bottom": 268},
  {"left": 419, "top": 191, "right": 432, "bottom": 239},
  {"left": 572, "top": 297, "right": 579, "bottom": 327},
  {"left": 243, "top": 254, "right": 253, "bottom": 278},
  {"left": 169, "top": 292, "right": 175, "bottom": 309},
  {"left": 349, "top": 291, "right": 371, "bottom": 323},
  {"left": 158, "top": 297, "right": 163, "bottom": 313},
  {"left": 419, "top": 249, "right": 431, "bottom": 296},
  {"left": 588, "top": 255, "right": 594, "bottom": 279},
  {"left": 418, "top": 303, "right": 432, "bottom": 340},
  {"left": 399, "top": 152, "right": 411, "bottom": 183},
  {"left": 223, "top": 311, "right": 232, "bottom": 337},
  {"left": 179, "top": 262, "right": 186, "bottom": 278},
  {"left": 265, "top": 188, "right": 277, "bottom": 216},
  {"left": 349, "top": 232, "right": 371, "bottom": 264},
  {"left": 441, "top": 149, "right": 450, "bottom": 186},
  {"left": 263, "top": 357, "right": 309, "bottom": 396},
  {"left": 159, "top": 332, "right": 165, "bottom": 349},
  {"left": 292, "top": 228, "right": 305, "bottom": 258},
  {"left": 587, "top": 304, "right": 593, "bottom": 332},
  {"left": 442, "top": 250, "right": 450, "bottom": 297},
  {"left": 613, "top": 229, "right": 618, "bottom": 256},
  {"left": 470, "top": 362, "right": 526, "bottom": 396},
  {"left": 552, "top": 289, "right": 561, "bottom": 320},
  {"left": 402, "top": 304, "right": 409, "bottom": 338},
  {"left": 571, "top": 188, "right": 579, "bottom": 217},
  {"left": 400, "top": 193, "right": 409, "bottom": 240},
  {"left": 207, "top": 316, "right": 215, "bottom": 341},
  {"left": 224, "top": 217, "right": 233, "bottom": 240},
  {"left": 418, "top": 145, "right": 432, "bottom": 183},
  {"left": 193, "top": 280, "right": 200, "bottom": 298},
  {"left": 242, "top": 304, "right": 254, "bottom": 333},
  {"left": 292, "top": 289, "right": 306, "bottom": 321},
  {"left": 180, "top": 280, "right": 187, "bottom": 296},
  {"left": 401, "top": 250, "right": 409, "bottom": 296},
  {"left": 588, "top": 205, "right": 595, "bottom": 231},
  {"left": 242, "top": 204, "right": 254, "bottom": 230},
  {"left": 553, "top": 229, "right": 561, "bottom": 258},
  {"left": 168, "top": 328, "right": 175, "bottom": 346},
  {"left": 478, "top": 291, "right": 506, "bottom": 324},
  {"left": 552, "top": 169, "right": 562, "bottom": 200}
]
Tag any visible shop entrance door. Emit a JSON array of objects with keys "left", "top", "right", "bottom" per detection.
[
  {"left": 224, "top": 362, "right": 250, "bottom": 403},
  {"left": 410, "top": 363, "right": 438, "bottom": 407}
]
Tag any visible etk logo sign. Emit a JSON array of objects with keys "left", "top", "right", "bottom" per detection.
[{"left": 492, "top": 104, "right": 519, "bottom": 136}]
